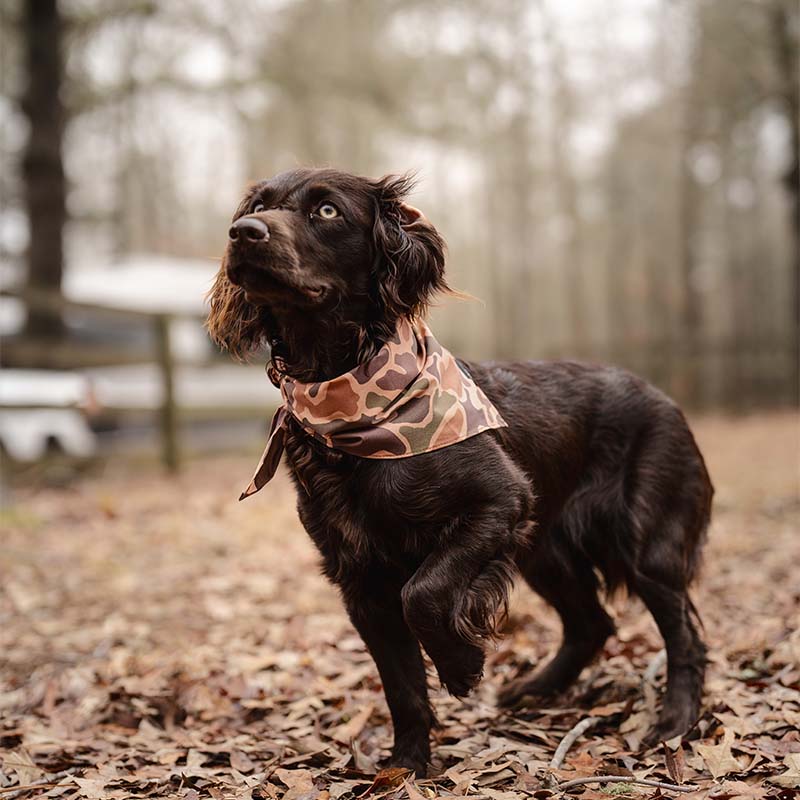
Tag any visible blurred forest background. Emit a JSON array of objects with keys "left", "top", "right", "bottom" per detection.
[
  {"left": 1, "top": 5, "right": 799, "bottom": 797},
  {"left": 0, "top": 0, "right": 798, "bottom": 429}
]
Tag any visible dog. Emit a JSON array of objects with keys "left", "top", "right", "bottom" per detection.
[{"left": 207, "top": 168, "right": 713, "bottom": 776}]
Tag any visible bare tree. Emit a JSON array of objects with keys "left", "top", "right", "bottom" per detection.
[
  {"left": 677, "top": 20, "right": 704, "bottom": 407},
  {"left": 768, "top": 0, "right": 799, "bottom": 402},
  {"left": 536, "top": 0, "right": 588, "bottom": 355},
  {"left": 21, "top": 0, "right": 67, "bottom": 338}
]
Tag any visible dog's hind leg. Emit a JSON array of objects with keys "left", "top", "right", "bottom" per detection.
[
  {"left": 631, "top": 514, "right": 707, "bottom": 745},
  {"left": 498, "top": 530, "right": 615, "bottom": 707},
  {"left": 636, "top": 574, "right": 706, "bottom": 745},
  {"left": 627, "top": 439, "right": 710, "bottom": 745}
]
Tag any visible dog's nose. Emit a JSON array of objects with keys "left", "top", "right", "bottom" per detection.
[{"left": 229, "top": 217, "right": 269, "bottom": 243}]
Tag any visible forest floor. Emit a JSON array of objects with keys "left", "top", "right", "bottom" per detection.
[{"left": 1, "top": 412, "right": 798, "bottom": 800}]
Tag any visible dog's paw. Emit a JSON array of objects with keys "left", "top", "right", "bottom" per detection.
[
  {"left": 435, "top": 642, "right": 485, "bottom": 697},
  {"left": 496, "top": 674, "right": 559, "bottom": 708},
  {"left": 441, "top": 668, "right": 483, "bottom": 698},
  {"left": 641, "top": 709, "right": 695, "bottom": 749},
  {"left": 386, "top": 754, "right": 428, "bottom": 778},
  {"left": 496, "top": 678, "right": 527, "bottom": 708}
]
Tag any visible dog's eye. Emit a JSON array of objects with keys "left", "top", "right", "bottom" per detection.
[
  {"left": 317, "top": 203, "right": 339, "bottom": 219},
  {"left": 252, "top": 202, "right": 265, "bottom": 214}
]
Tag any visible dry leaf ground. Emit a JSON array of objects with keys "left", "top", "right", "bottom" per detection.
[{"left": 1, "top": 412, "right": 798, "bottom": 799}]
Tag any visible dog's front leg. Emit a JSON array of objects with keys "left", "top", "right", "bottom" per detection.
[
  {"left": 401, "top": 512, "right": 521, "bottom": 697},
  {"left": 343, "top": 585, "right": 435, "bottom": 776}
]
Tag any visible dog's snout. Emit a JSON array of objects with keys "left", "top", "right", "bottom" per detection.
[{"left": 229, "top": 216, "right": 269, "bottom": 243}]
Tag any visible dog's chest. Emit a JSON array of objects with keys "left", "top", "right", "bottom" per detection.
[{"left": 284, "top": 431, "right": 434, "bottom": 563}]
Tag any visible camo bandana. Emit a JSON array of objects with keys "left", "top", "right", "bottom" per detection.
[{"left": 240, "top": 317, "right": 507, "bottom": 499}]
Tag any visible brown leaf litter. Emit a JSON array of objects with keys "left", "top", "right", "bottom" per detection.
[{"left": 1, "top": 412, "right": 798, "bottom": 798}]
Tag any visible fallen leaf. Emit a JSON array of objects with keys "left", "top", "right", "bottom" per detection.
[
  {"left": 619, "top": 710, "right": 650, "bottom": 751},
  {"left": 664, "top": 740, "right": 686, "bottom": 784},
  {"left": 706, "top": 780, "right": 767, "bottom": 799},
  {"left": 331, "top": 704, "right": 374, "bottom": 744},
  {"left": 275, "top": 768, "right": 318, "bottom": 800},
  {"left": 2, "top": 749, "right": 43, "bottom": 786},
  {"left": 402, "top": 779, "right": 431, "bottom": 799},
  {"left": 768, "top": 753, "right": 800, "bottom": 788},
  {"left": 588, "top": 702, "right": 626, "bottom": 717},
  {"left": 230, "top": 749, "right": 255, "bottom": 773},
  {"left": 356, "top": 767, "right": 412, "bottom": 797},
  {"left": 713, "top": 712, "right": 761, "bottom": 738},
  {"left": 696, "top": 730, "right": 745, "bottom": 779},
  {"left": 73, "top": 778, "right": 110, "bottom": 800}
]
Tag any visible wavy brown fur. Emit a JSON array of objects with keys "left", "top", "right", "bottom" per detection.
[{"left": 206, "top": 256, "right": 272, "bottom": 360}]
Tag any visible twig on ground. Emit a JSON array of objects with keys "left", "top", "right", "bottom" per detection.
[
  {"left": 549, "top": 717, "right": 600, "bottom": 769},
  {"left": 0, "top": 770, "right": 76, "bottom": 798},
  {"left": 643, "top": 649, "right": 667, "bottom": 684},
  {"left": 557, "top": 775, "right": 699, "bottom": 794}
]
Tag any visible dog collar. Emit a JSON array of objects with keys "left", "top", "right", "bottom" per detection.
[{"left": 240, "top": 317, "right": 507, "bottom": 499}]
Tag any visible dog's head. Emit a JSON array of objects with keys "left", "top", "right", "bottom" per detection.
[{"left": 207, "top": 168, "right": 447, "bottom": 359}]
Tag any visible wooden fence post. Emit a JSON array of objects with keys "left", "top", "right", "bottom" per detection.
[{"left": 154, "top": 314, "right": 179, "bottom": 472}]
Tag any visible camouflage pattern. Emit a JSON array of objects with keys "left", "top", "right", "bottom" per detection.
[{"left": 241, "top": 317, "right": 507, "bottom": 499}]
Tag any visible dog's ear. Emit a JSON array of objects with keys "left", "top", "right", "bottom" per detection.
[
  {"left": 205, "top": 254, "right": 268, "bottom": 360},
  {"left": 370, "top": 174, "right": 447, "bottom": 320}
]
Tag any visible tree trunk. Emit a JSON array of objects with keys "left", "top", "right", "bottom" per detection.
[
  {"left": 677, "top": 14, "right": 705, "bottom": 409},
  {"left": 22, "top": 0, "right": 67, "bottom": 339},
  {"left": 769, "top": 0, "right": 799, "bottom": 405},
  {"left": 537, "top": 0, "right": 587, "bottom": 356}
]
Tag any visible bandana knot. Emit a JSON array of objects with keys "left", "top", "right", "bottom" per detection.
[{"left": 241, "top": 317, "right": 507, "bottom": 499}]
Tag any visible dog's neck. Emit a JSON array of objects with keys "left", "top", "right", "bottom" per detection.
[{"left": 265, "top": 305, "right": 389, "bottom": 383}]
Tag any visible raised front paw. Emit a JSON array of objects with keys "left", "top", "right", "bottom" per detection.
[{"left": 433, "top": 641, "right": 485, "bottom": 697}]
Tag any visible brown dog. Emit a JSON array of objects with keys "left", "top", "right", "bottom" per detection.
[{"left": 207, "top": 168, "right": 713, "bottom": 776}]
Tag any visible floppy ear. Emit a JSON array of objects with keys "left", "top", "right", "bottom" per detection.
[
  {"left": 370, "top": 174, "right": 448, "bottom": 320},
  {"left": 205, "top": 255, "right": 269, "bottom": 360}
]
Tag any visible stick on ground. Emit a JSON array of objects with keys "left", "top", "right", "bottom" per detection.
[
  {"left": 643, "top": 648, "right": 667, "bottom": 684},
  {"left": 557, "top": 775, "right": 699, "bottom": 794},
  {"left": 549, "top": 716, "right": 601, "bottom": 769},
  {"left": 0, "top": 770, "right": 76, "bottom": 799}
]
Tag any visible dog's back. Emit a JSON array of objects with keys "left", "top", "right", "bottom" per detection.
[{"left": 470, "top": 358, "right": 713, "bottom": 556}]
